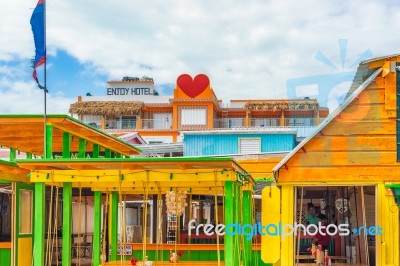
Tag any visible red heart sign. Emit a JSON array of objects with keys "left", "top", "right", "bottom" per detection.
[{"left": 177, "top": 74, "right": 210, "bottom": 98}]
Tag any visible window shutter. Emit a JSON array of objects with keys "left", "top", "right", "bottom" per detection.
[{"left": 239, "top": 138, "right": 261, "bottom": 154}]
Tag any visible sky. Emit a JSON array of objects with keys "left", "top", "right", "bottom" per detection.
[{"left": 0, "top": 0, "right": 399, "bottom": 114}]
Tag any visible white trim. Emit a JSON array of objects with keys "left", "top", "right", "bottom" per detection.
[
  {"left": 272, "top": 67, "right": 383, "bottom": 173},
  {"left": 181, "top": 128, "right": 297, "bottom": 135}
]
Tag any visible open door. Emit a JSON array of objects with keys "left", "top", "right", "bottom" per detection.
[{"left": 14, "top": 183, "right": 34, "bottom": 266}]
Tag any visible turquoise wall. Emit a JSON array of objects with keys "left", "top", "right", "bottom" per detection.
[{"left": 184, "top": 133, "right": 296, "bottom": 156}]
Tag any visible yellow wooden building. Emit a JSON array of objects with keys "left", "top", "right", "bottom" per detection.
[{"left": 261, "top": 55, "right": 400, "bottom": 266}]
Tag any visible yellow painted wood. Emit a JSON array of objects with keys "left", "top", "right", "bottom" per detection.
[
  {"left": 280, "top": 185, "right": 294, "bottom": 266},
  {"left": 376, "top": 183, "right": 399, "bottom": 266},
  {"left": 261, "top": 185, "right": 280, "bottom": 263},
  {"left": 322, "top": 120, "right": 395, "bottom": 135},
  {"left": 277, "top": 166, "right": 400, "bottom": 183},
  {"left": 17, "top": 237, "right": 32, "bottom": 266},
  {"left": 30, "top": 169, "right": 238, "bottom": 183},
  {"left": 303, "top": 135, "right": 397, "bottom": 152},
  {"left": 384, "top": 72, "right": 396, "bottom": 111},
  {"left": 289, "top": 151, "right": 397, "bottom": 167}
]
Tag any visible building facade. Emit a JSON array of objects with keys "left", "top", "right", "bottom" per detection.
[{"left": 69, "top": 74, "right": 329, "bottom": 145}]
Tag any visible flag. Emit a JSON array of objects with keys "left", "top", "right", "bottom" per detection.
[{"left": 30, "top": 0, "right": 46, "bottom": 91}]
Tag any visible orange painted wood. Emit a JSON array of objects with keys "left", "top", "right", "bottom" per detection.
[
  {"left": 0, "top": 242, "right": 11, "bottom": 248},
  {"left": 277, "top": 166, "right": 400, "bottom": 182},
  {"left": 102, "top": 262, "right": 224, "bottom": 266}
]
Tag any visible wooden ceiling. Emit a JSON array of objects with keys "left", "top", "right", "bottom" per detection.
[{"left": 0, "top": 115, "right": 141, "bottom": 157}]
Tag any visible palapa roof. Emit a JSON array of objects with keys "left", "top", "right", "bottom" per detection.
[
  {"left": 244, "top": 99, "right": 319, "bottom": 111},
  {"left": 69, "top": 101, "right": 144, "bottom": 116}
]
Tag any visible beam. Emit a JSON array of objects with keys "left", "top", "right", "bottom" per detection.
[{"left": 30, "top": 169, "right": 238, "bottom": 183}]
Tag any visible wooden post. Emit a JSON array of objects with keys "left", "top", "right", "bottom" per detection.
[
  {"left": 224, "top": 181, "right": 234, "bottom": 265},
  {"left": 242, "top": 191, "right": 252, "bottom": 266},
  {"left": 33, "top": 182, "right": 45, "bottom": 266},
  {"left": 78, "top": 138, "right": 86, "bottom": 158},
  {"left": 92, "top": 143, "right": 100, "bottom": 158},
  {"left": 45, "top": 124, "right": 53, "bottom": 158},
  {"left": 9, "top": 148, "right": 16, "bottom": 161},
  {"left": 355, "top": 187, "right": 368, "bottom": 264},
  {"left": 93, "top": 192, "right": 102, "bottom": 266},
  {"left": 110, "top": 192, "right": 118, "bottom": 260},
  {"left": 62, "top": 183, "right": 72, "bottom": 266},
  {"left": 62, "top": 134, "right": 72, "bottom": 266},
  {"left": 62, "top": 132, "right": 70, "bottom": 159}
]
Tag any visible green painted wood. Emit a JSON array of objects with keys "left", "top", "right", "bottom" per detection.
[
  {"left": 9, "top": 148, "right": 16, "bottom": 161},
  {"left": 92, "top": 144, "right": 100, "bottom": 158},
  {"left": 33, "top": 182, "right": 45, "bottom": 266},
  {"left": 26, "top": 153, "right": 32, "bottom": 159},
  {"left": 110, "top": 192, "right": 118, "bottom": 260},
  {"left": 93, "top": 191, "right": 102, "bottom": 266},
  {"left": 45, "top": 125, "right": 53, "bottom": 159},
  {"left": 62, "top": 132, "right": 70, "bottom": 159},
  {"left": 62, "top": 183, "right": 72, "bottom": 266},
  {"left": 224, "top": 181, "right": 234, "bottom": 266},
  {"left": 78, "top": 138, "right": 86, "bottom": 158},
  {"left": 234, "top": 183, "right": 240, "bottom": 266},
  {"left": 105, "top": 149, "right": 111, "bottom": 158},
  {"left": 115, "top": 152, "right": 121, "bottom": 158},
  {"left": 0, "top": 248, "right": 11, "bottom": 266},
  {"left": 242, "top": 191, "right": 252, "bottom": 266}
]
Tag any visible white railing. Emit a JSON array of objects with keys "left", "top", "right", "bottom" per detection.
[
  {"left": 142, "top": 119, "right": 172, "bottom": 130},
  {"left": 284, "top": 118, "right": 317, "bottom": 127},
  {"left": 249, "top": 118, "right": 281, "bottom": 127},
  {"left": 213, "top": 118, "right": 245, "bottom": 129},
  {"left": 105, "top": 119, "right": 137, "bottom": 129}
]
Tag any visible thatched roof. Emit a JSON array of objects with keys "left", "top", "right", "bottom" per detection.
[
  {"left": 244, "top": 100, "right": 319, "bottom": 111},
  {"left": 69, "top": 101, "right": 144, "bottom": 117}
]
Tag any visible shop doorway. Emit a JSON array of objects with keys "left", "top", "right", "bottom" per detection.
[{"left": 294, "top": 185, "right": 376, "bottom": 265}]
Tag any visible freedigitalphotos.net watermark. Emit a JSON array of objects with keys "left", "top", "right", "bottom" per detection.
[{"left": 188, "top": 219, "right": 383, "bottom": 241}]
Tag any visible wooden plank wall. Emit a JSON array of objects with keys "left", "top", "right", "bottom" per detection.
[{"left": 277, "top": 74, "right": 400, "bottom": 182}]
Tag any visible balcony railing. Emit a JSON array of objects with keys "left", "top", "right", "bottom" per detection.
[
  {"left": 249, "top": 118, "right": 281, "bottom": 127},
  {"left": 213, "top": 118, "right": 245, "bottom": 129},
  {"left": 284, "top": 118, "right": 317, "bottom": 127},
  {"left": 105, "top": 119, "right": 137, "bottom": 130},
  {"left": 141, "top": 119, "right": 172, "bottom": 130}
]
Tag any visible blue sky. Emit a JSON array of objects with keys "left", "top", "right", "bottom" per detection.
[{"left": 1, "top": 0, "right": 400, "bottom": 113}]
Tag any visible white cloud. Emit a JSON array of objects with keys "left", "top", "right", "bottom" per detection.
[{"left": 1, "top": 0, "right": 400, "bottom": 111}]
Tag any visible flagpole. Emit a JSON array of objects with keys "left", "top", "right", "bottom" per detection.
[{"left": 43, "top": 0, "right": 47, "bottom": 159}]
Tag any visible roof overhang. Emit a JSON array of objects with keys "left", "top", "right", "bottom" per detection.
[
  {"left": 0, "top": 115, "right": 141, "bottom": 157},
  {"left": 17, "top": 157, "right": 255, "bottom": 194}
]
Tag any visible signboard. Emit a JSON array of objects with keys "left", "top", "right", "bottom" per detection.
[{"left": 107, "top": 87, "right": 153, "bottom": 96}]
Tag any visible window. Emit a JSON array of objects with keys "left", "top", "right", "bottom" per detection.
[
  {"left": 181, "top": 109, "right": 206, "bottom": 125},
  {"left": 239, "top": 138, "right": 261, "bottom": 154},
  {"left": 19, "top": 190, "right": 33, "bottom": 234}
]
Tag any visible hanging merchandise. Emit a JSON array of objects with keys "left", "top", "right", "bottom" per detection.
[
  {"left": 335, "top": 198, "right": 349, "bottom": 213},
  {"left": 165, "top": 191, "right": 188, "bottom": 216}
]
